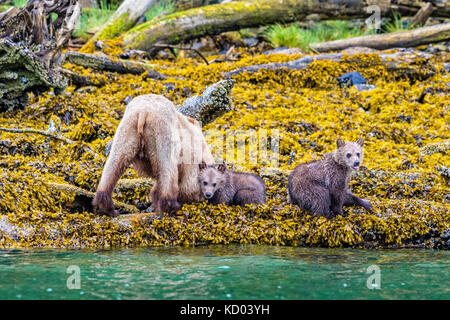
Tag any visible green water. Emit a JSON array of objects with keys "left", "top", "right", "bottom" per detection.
[{"left": 0, "top": 245, "right": 448, "bottom": 300}]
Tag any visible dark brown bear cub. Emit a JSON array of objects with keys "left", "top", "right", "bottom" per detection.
[
  {"left": 198, "top": 163, "right": 266, "bottom": 206},
  {"left": 287, "top": 138, "right": 373, "bottom": 218}
]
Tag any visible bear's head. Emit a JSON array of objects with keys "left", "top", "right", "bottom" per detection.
[
  {"left": 333, "top": 137, "right": 364, "bottom": 171},
  {"left": 198, "top": 162, "right": 226, "bottom": 200}
]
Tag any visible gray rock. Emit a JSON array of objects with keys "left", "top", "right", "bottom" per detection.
[
  {"left": 242, "top": 37, "right": 259, "bottom": 47},
  {"left": 354, "top": 84, "right": 376, "bottom": 92}
]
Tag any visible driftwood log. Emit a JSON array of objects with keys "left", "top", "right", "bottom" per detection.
[
  {"left": 80, "top": 0, "right": 158, "bottom": 52},
  {"left": 310, "top": 22, "right": 450, "bottom": 52},
  {"left": 80, "top": 0, "right": 224, "bottom": 52},
  {"left": 63, "top": 51, "right": 166, "bottom": 79},
  {"left": 178, "top": 79, "right": 235, "bottom": 125},
  {"left": 410, "top": 2, "right": 434, "bottom": 28},
  {"left": 0, "top": 0, "right": 81, "bottom": 111},
  {"left": 122, "top": 0, "right": 450, "bottom": 54}
]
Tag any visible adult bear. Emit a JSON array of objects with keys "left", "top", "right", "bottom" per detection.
[{"left": 93, "top": 94, "right": 215, "bottom": 217}]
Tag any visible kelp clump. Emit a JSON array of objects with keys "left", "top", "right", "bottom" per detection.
[{"left": 0, "top": 45, "right": 448, "bottom": 249}]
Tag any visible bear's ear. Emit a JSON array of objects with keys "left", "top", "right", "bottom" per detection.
[
  {"left": 199, "top": 161, "right": 207, "bottom": 170},
  {"left": 356, "top": 138, "right": 364, "bottom": 146},
  {"left": 217, "top": 164, "right": 227, "bottom": 173},
  {"left": 336, "top": 138, "right": 345, "bottom": 148}
]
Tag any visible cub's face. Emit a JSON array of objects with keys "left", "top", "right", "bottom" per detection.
[
  {"left": 198, "top": 164, "right": 226, "bottom": 199},
  {"left": 336, "top": 138, "right": 364, "bottom": 170}
]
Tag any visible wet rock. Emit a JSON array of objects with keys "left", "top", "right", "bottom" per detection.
[
  {"left": 441, "top": 229, "right": 450, "bottom": 240},
  {"left": 263, "top": 47, "right": 303, "bottom": 55},
  {"left": 339, "top": 72, "right": 366, "bottom": 88},
  {"left": 118, "top": 50, "right": 148, "bottom": 60},
  {"left": 341, "top": 47, "right": 378, "bottom": 55},
  {"left": 164, "top": 82, "right": 176, "bottom": 92},
  {"left": 444, "top": 63, "right": 450, "bottom": 73},
  {"left": 425, "top": 43, "right": 449, "bottom": 54},
  {"left": 94, "top": 40, "right": 104, "bottom": 50},
  {"left": 75, "top": 86, "right": 96, "bottom": 93},
  {"left": 182, "top": 86, "right": 192, "bottom": 97},
  {"left": 354, "top": 84, "right": 376, "bottom": 92},
  {"left": 122, "top": 95, "right": 133, "bottom": 105},
  {"left": 288, "top": 151, "right": 296, "bottom": 165},
  {"left": 435, "top": 165, "right": 449, "bottom": 181},
  {"left": 397, "top": 114, "right": 412, "bottom": 123},
  {"left": 104, "top": 139, "right": 113, "bottom": 156},
  {"left": 242, "top": 37, "right": 259, "bottom": 47}
]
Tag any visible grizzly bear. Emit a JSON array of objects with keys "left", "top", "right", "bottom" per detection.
[
  {"left": 93, "top": 94, "right": 215, "bottom": 217},
  {"left": 287, "top": 138, "right": 373, "bottom": 218},
  {"left": 198, "top": 163, "right": 266, "bottom": 206}
]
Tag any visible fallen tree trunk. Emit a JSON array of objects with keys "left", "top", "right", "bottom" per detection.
[
  {"left": 80, "top": 0, "right": 233, "bottom": 53},
  {"left": 64, "top": 51, "right": 166, "bottom": 79},
  {"left": 122, "top": 0, "right": 450, "bottom": 54},
  {"left": 0, "top": 126, "right": 99, "bottom": 158},
  {"left": 310, "top": 22, "right": 450, "bottom": 52},
  {"left": 56, "top": 67, "right": 106, "bottom": 88},
  {"left": 174, "top": 0, "right": 226, "bottom": 10},
  {"left": 410, "top": 2, "right": 434, "bottom": 28},
  {"left": 0, "top": 0, "right": 81, "bottom": 111},
  {"left": 419, "top": 139, "right": 450, "bottom": 158},
  {"left": 80, "top": 0, "right": 158, "bottom": 52},
  {"left": 49, "top": 182, "right": 141, "bottom": 214},
  {"left": 0, "top": 38, "right": 68, "bottom": 111}
]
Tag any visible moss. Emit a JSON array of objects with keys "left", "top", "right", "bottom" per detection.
[
  {"left": 123, "top": 0, "right": 305, "bottom": 50},
  {"left": 0, "top": 48, "right": 448, "bottom": 249}
]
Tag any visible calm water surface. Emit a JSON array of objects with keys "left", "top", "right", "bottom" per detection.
[{"left": 0, "top": 245, "right": 448, "bottom": 299}]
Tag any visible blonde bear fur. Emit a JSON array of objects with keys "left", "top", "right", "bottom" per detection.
[{"left": 93, "top": 94, "right": 215, "bottom": 217}]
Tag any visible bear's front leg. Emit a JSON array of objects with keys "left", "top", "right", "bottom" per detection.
[
  {"left": 330, "top": 191, "right": 345, "bottom": 216},
  {"left": 344, "top": 192, "right": 373, "bottom": 211},
  {"left": 151, "top": 181, "right": 182, "bottom": 214},
  {"left": 93, "top": 190, "right": 120, "bottom": 217}
]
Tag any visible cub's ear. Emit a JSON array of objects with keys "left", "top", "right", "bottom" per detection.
[
  {"left": 199, "top": 161, "right": 207, "bottom": 170},
  {"left": 336, "top": 138, "right": 345, "bottom": 148},
  {"left": 356, "top": 138, "right": 364, "bottom": 146},
  {"left": 217, "top": 164, "right": 227, "bottom": 173}
]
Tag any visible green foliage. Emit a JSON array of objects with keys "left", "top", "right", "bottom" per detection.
[
  {"left": 144, "top": 0, "right": 175, "bottom": 22},
  {"left": 98, "top": 0, "right": 119, "bottom": 11},
  {"left": 73, "top": 0, "right": 175, "bottom": 40},
  {"left": 383, "top": 12, "right": 412, "bottom": 33},
  {"left": 73, "top": 6, "right": 115, "bottom": 39},
  {"left": 13, "top": 0, "right": 27, "bottom": 8},
  {"left": 265, "top": 21, "right": 368, "bottom": 52}
]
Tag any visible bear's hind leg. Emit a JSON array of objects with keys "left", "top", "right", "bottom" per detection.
[
  {"left": 292, "top": 184, "right": 331, "bottom": 218},
  {"left": 148, "top": 132, "right": 181, "bottom": 214},
  {"left": 151, "top": 170, "right": 181, "bottom": 214},
  {"left": 233, "top": 188, "right": 265, "bottom": 206}
]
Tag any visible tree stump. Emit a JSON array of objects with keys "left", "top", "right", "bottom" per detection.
[{"left": 0, "top": 0, "right": 81, "bottom": 111}]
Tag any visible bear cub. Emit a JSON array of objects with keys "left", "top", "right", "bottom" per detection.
[
  {"left": 198, "top": 162, "right": 266, "bottom": 206},
  {"left": 287, "top": 138, "right": 373, "bottom": 218}
]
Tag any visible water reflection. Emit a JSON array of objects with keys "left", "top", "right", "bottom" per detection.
[{"left": 0, "top": 245, "right": 448, "bottom": 299}]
